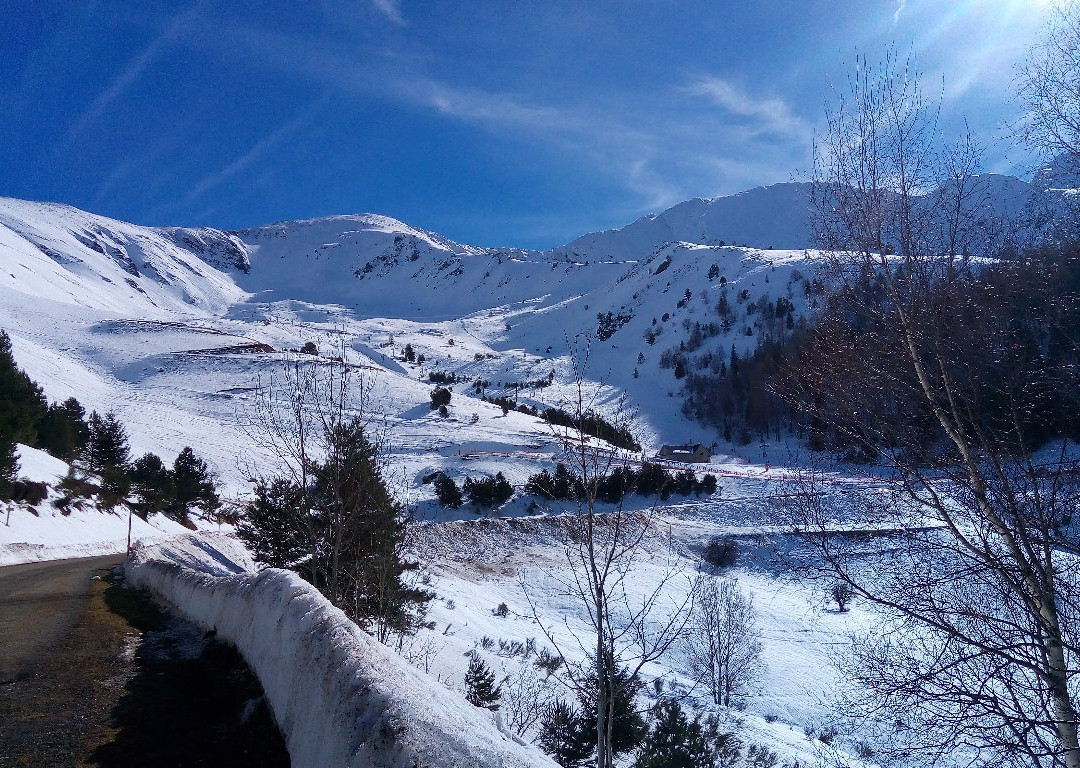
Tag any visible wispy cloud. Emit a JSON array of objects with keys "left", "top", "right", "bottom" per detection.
[
  {"left": 893, "top": 0, "right": 907, "bottom": 27},
  {"left": 88, "top": 115, "right": 200, "bottom": 209},
  {"left": 685, "top": 76, "right": 806, "bottom": 139},
  {"left": 171, "top": 19, "right": 812, "bottom": 221},
  {"left": 389, "top": 77, "right": 681, "bottom": 205},
  {"left": 144, "top": 103, "right": 322, "bottom": 222},
  {"left": 389, "top": 76, "right": 808, "bottom": 212},
  {"left": 394, "top": 78, "right": 568, "bottom": 128},
  {"left": 372, "top": 0, "right": 406, "bottom": 26},
  {"left": 66, "top": 4, "right": 202, "bottom": 143},
  {"left": 187, "top": 119, "right": 302, "bottom": 200},
  {"left": 191, "top": 111, "right": 314, "bottom": 199}
]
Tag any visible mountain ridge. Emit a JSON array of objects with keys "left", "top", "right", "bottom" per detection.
[{"left": 0, "top": 166, "right": 1074, "bottom": 485}]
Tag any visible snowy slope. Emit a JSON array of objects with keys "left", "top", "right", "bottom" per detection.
[
  {"left": 405, "top": 513, "right": 873, "bottom": 767},
  {"left": 1, "top": 181, "right": 1049, "bottom": 766},
  {"left": 0, "top": 444, "right": 203, "bottom": 565},
  {"left": 563, "top": 183, "right": 817, "bottom": 258},
  {"left": 0, "top": 169, "right": 1060, "bottom": 502},
  {"left": 0, "top": 191, "right": 821, "bottom": 496},
  {"left": 0, "top": 198, "right": 245, "bottom": 314}
]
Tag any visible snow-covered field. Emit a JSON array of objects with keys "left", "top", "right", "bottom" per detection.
[
  {"left": 2, "top": 181, "right": 1067, "bottom": 764},
  {"left": 401, "top": 505, "right": 882, "bottom": 767}
]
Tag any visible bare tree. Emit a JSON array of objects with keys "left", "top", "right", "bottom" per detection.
[
  {"left": 684, "top": 576, "right": 763, "bottom": 708},
  {"left": 524, "top": 338, "right": 695, "bottom": 768},
  {"left": 1019, "top": 1, "right": 1080, "bottom": 166},
  {"left": 501, "top": 662, "right": 558, "bottom": 738},
  {"left": 789, "top": 49, "right": 1080, "bottom": 768}
]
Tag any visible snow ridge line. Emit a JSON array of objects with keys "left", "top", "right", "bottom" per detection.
[{"left": 126, "top": 533, "right": 554, "bottom": 768}]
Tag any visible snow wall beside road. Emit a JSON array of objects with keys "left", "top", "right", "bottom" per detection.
[{"left": 127, "top": 533, "right": 553, "bottom": 768}]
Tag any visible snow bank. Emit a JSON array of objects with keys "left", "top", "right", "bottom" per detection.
[
  {"left": 0, "top": 444, "right": 203, "bottom": 565},
  {"left": 126, "top": 533, "right": 555, "bottom": 768}
]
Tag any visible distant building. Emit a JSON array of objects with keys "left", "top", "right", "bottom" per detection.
[{"left": 657, "top": 443, "right": 710, "bottom": 463}]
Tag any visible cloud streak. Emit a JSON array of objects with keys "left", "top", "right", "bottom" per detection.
[
  {"left": 168, "top": 17, "right": 812, "bottom": 226},
  {"left": 144, "top": 102, "right": 323, "bottom": 222},
  {"left": 685, "top": 76, "right": 806, "bottom": 139},
  {"left": 893, "top": 0, "right": 907, "bottom": 27},
  {"left": 66, "top": 4, "right": 202, "bottom": 143},
  {"left": 371, "top": 0, "right": 406, "bottom": 26},
  {"left": 389, "top": 75, "right": 809, "bottom": 212}
]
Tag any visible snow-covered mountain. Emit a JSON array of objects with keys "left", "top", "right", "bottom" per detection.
[
  {"left": 0, "top": 198, "right": 246, "bottom": 314},
  {"left": 3, "top": 170, "right": 1076, "bottom": 768},
  {"left": 0, "top": 168, "right": 1071, "bottom": 496}
]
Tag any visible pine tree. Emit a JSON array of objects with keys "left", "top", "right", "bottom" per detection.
[
  {"left": 237, "top": 477, "right": 308, "bottom": 568},
  {"left": 551, "top": 463, "right": 577, "bottom": 500},
  {"left": 464, "top": 655, "right": 502, "bottom": 710},
  {"left": 525, "top": 467, "right": 556, "bottom": 499},
  {"left": 85, "top": 411, "right": 131, "bottom": 509},
  {"left": 0, "top": 438, "right": 17, "bottom": 500},
  {"left": 171, "top": 446, "right": 219, "bottom": 521},
  {"left": 634, "top": 699, "right": 717, "bottom": 768},
  {"left": 84, "top": 411, "right": 130, "bottom": 474},
  {"left": 0, "top": 329, "right": 47, "bottom": 449},
  {"left": 430, "top": 386, "right": 452, "bottom": 409},
  {"left": 433, "top": 473, "right": 463, "bottom": 508},
  {"left": 579, "top": 663, "right": 647, "bottom": 758},
  {"left": 463, "top": 472, "right": 513, "bottom": 509},
  {"left": 36, "top": 397, "right": 89, "bottom": 461},
  {"left": 130, "top": 453, "right": 174, "bottom": 518},
  {"left": 310, "top": 417, "right": 429, "bottom": 640},
  {"left": 538, "top": 699, "right": 593, "bottom": 767}
]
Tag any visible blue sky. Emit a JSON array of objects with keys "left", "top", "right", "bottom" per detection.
[{"left": 1, "top": 0, "right": 1057, "bottom": 248}]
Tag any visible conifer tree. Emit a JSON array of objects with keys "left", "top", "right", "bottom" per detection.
[
  {"left": 538, "top": 699, "right": 593, "bottom": 767},
  {"left": 171, "top": 446, "right": 219, "bottom": 521},
  {"left": 464, "top": 655, "right": 502, "bottom": 710},
  {"left": 36, "top": 397, "right": 89, "bottom": 461},
  {"left": 310, "top": 417, "right": 429, "bottom": 641},
  {"left": 130, "top": 453, "right": 174, "bottom": 518},
  {"left": 0, "top": 439, "right": 17, "bottom": 500},
  {"left": 463, "top": 471, "right": 513, "bottom": 509},
  {"left": 430, "top": 386, "right": 452, "bottom": 409},
  {"left": 578, "top": 663, "right": 647, "bottom": 758},
  {"left": 525, "top": 467, "right": 557, "bottom": 499},
  {"left": 0, "top": 329, "right": 47, "bottom": 450},
  {"left": 634, "top": 699, "right": 716, "bottom": 768},
  {"left": 237, "top": 477, "right": 307, "bottom": 568},
  {"left": 433, "top": 473, "right": 463, "bottom": 508},
  {"left": 84, "top": 411, "right": 131, "bottom": 474},
  {"left": 85, "top": 411, "right": 131, "bottom": 509},
  {"left": 241, "top": 355, "right": 430, "bottom": 643}
]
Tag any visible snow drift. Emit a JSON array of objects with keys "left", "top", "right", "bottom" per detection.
[{"left": 126, "top": 533, "right": 555, "bottom": 768}]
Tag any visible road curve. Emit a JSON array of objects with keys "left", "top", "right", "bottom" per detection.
[{"left": 0, "top": 554, "right": 121, "bottom": 683}]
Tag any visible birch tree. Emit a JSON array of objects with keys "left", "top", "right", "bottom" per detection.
[
  {"left": 789, "top": 49, "right": 1080, "bottom": 768},
  {"left": 683, "top": 577, "right": 762, "bottom": 708}
]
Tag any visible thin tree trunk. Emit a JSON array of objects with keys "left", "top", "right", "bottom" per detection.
[
  {"left": 1043, "top": 600, "right": 1080, "bottom": 768},
  {"left": 595, "top": 594, "right": 608, "bottom": 768}
]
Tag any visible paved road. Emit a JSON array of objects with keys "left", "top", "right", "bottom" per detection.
[
  {"left": 0, "top": 554, "right": 289, "bottom": 767},
  {"left": 0, "top": 554, "right": 121, "bottom": 683}
]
